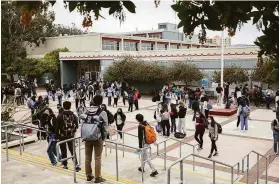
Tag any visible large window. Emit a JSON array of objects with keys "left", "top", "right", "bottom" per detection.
[
  {"left": 157, "top": 44, "right": 167, "bottom": 50},
  {"left": 148, "top": 33, "right": 162, "bottom": 39},
  {"left": 170, "top": 44, "right": 179, "bottom": 50},
  {"left": 124, "top": 41, "right": 137, "bottom": 51},
  {"left": 102, "top": 40, "right": 119, "bottom": 50},
  {"left": 142, "top": 43, "right": 153, "bottom": 50}
]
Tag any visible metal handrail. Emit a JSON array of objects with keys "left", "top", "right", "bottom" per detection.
[
  {"left": 156, "top": 137, "right": 199, "bottom": 171},
  {"left": 56, "top": 136, "right": 81, "bottom": 183},
  {"left": 241, "top": 150, "right": 269, "bottom": 184},
  {"left": 105, "top": 139, "right": 151, "bottom": 184},
  {"left": 168, "top": 153, "right": 240, "bottom": 184}
]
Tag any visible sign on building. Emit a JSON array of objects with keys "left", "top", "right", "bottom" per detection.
[{"left": 201, "top": 78, "right": 208, "bottom": 88}]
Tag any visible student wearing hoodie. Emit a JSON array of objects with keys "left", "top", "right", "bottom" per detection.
[
  {"left": 170, "top": 104, "right": 178, "bottom": 133},
  {"left": 207, "top": 116, "right": 219, "bottom": 158},
  {"left": 194, "top": 111, "right": 206, "bottom": 151},
  {"left": 114, "top": 108, "right": 126, "bottom": 139},
  {"left": 55, "top": 101, "right": 81, "bottom": 171},
  {"left": 177, "top": 102, "right": 187, "bottom": 134},
  {"left": 136, "top": 114, "right": 159, "bottom": 177}
]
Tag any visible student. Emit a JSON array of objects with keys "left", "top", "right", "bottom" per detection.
[
  {"left": 56, "top": 88, "right": 63, "bottom": 106},
  {"left": 79, "top": 89, "right": 86, "bottom": 107},
  {"left": 114, "top": 108, "right": 126, "bottom": 139},
  {"left": 202, "top": 95, "right": 209, "bottom": 119},
  {"left": 237, "top": 100, "right": 250, "bottom": 132},
  {"left": 194, "top": 111, "right": 206, "bottom": 151},
  {"left": 170, "top": 104, "right": 178, "bottom": 134},
  {"left": 216, "top": 84, "right": 223, "bottom": 106},
  {"left": 207, "top": 116, "right": 219, "bottom": 158},
  {"left": 123, "top": 90, "right": 128, "bottom": 106},
  {"left": 128, "top": 90, "right": 134, "bottom": 113},
  {"left": 265, "top": 87, "right": 273, "bottom": 109},
  {"left": 192, "top": 97, "right": 200, "bottom": 121},
  {"left": 177, "top": 102, "right": 187, "bottom": 134},
  {"left": 272, "top": 112, "right": 279, "bottom": 155},
  {"left": 160, "top": 104, "right": 170, "bottom": 137},
  {"left": 136, "top": 114, "right": 159, "bottom": 177},
  {"left": 107, "top": 86, "right": 113, "bottom": 106},
  {"left": 80, "top": 95, "right": 108, "bottom": 183},
  {"left": 113, "top": 88, "right": 120, "bottom": 108},
  {"left": 88, "top": 83, "right": 94, "bottom": 101},
  {"left": 154, "top": 103, "right": 162, "bottom": 135},
  {"left": 134, "top": 88, "right": 140, "bottom": 110},
  {"left": 55, "top": 101, "right": 81, "bottom": 171}
]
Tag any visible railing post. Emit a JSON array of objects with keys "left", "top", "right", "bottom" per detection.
[
  {"left": 213, "top": 161, "right": 216, "bottom": 184},
  {"left": 19, "top": 126, "right": 22, "bottom": 155},
  {"left": 105, "top": 141, "right": 107, "bottom": 157},
  {"left": 167, "top": 169, "right": 171, "bottom": 184},
  {"left": 5, "top": 126, "right": 9, "bottom": 162},
  {"left": 116, "top": 143, "right": 119, "bottom": 181},
  {"left": 141, "top": 149, "right": 144, "bottom": 184},
  {"left": 39, "top": 121, "right": 42, "bottom": 142},
  {"left": 179, "top": 141, "right": 182, "bottom": 158},
  {"left": 242, "top": 158, "right": 244, "bottom": 173},
  {"left": 164, "top": 141, "right": 166, "bottom": 170},
  {"left": 122, "top": 133, "right": 125, "bottom": 158},
  {"left": 78, "top": 138, "right": 81, "bottom": 166},
  {"left": 193, "top": 146, "right": 195, "bottom": 171},
  {"left": 257, "top": 154, "right": 259, "bottom": 184},
  {"left": 231, "top": 167, "right": 234, "bottom": 184},
  {"left": 180, "top": 160, "right": 184, "bottom": 184},
  {"left": 265, "top": 157, "right": 268, "bottom": 184},
  {"left": 247, "top": 154, "right": 249, "bottom": 184},
  {"left": 237, "top": 162, "right": 240, "bottom": 179},
  {"left": 21, "top": 126, "right": 25, "bottom": 152},
  {"left": 73, "top": 140, "right": 77, "bottom": 183}
]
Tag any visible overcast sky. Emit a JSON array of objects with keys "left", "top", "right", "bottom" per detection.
[{"left": 51, "top": 0, "right": 263, "bottom": 45}]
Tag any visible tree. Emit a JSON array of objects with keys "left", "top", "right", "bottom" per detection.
[
  {"left": 46, "top": 24, "right": 84, "bottom": 37},
  {"left": 171, "top": 1, "right": 279, "bottom": 72},
  {"left": 104, "top": 56, "right": 168, "bottom": 83},
  {"left": 212, "top": 65, "right": 249, "bottom": 84},
  {"left": 1, "top": 1, "right": 55, "bottom": 74},
  {"left": 251, "top": 59, "right": 278, "bottom": 85},
  {"left": 169, "top": 62, "right": 203, "bottom": 85}
]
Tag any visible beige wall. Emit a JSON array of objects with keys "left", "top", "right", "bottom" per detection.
[{"left": 26, "top": 34, "right": 102, "bottom": 55}]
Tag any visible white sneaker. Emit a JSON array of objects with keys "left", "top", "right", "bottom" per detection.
[{"left": 275, "top": 152, "right": 278, "bottom": 156}]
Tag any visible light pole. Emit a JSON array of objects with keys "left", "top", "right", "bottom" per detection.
[{"left": 221, "top": 30, "right": 224, "bottom": 104}]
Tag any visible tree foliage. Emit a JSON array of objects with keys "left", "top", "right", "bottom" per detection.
[
  {"left": 171, "top": 1, "right": 279, "bottom": 69},
  {"left": 169, "top": 62, "right": 203, "bottom": 85},
  {"left": 1, "top": 1, "right": 55, "bottom": 74},
  {"left": 251, "top": 59, "right": 278, "bottom": 85},
  {"left": 46, "top": 24, "right": 84, "bottom": 37},
  {"left": 212, "top": 65, "right": 249, "bottom": 84},
  {"left": 104, "top": 57, "right": 202, "bottom": 84}
]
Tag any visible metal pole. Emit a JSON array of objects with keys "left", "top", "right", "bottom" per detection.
[
  {"left": 257, "top": 154, "right": 259, "bottom": 184},
  {"left": 247, "top": 155, "right": 249, "bottom": 184},
  {"left": 213, "top": 161, "right": 216, "bottom": 184},
  {"left": 21, "top": 127, "right": 25, "bottom": 152},
  {"left": 105, "top": 142, "right": 107, "bottom": 157},
  {"left": 164, "top": 141, "right": 166, "bottom": 170},
  {"left": 73, "top": 140, "right": 77, "bottom": 183},
  {"left": 78, "top": 138, "right": 81, "bottom": 166},
  {"left": 167, "top": 169, "right": 171, "bottom": 184},
  {"left": 242, "top": 158, "right": 244, "bottom": 173},
  {"left": 231, "top": 167, "right": 234, "bottom": 184},
  {"left": 180, "top": 160, "right": 184, "bottom": 184},
  {"left": 141, "top": 150, "right": 144, "bottom": 184},
  {"left": 5, "top": 126, "right": 9, "bottom": 162},
  {"left": 221, "top": 29, "right": 224, "bottom": 104},
  {"left": 237, "top": 162, "right": 240, "bottom": 178},
  {"left": 193, "top": 146, "right": 195, "bottom": 171},
  {"left": 39, "top": 121, "right": 42, "bottom": 142},
  {"left": 123, "top": 133, "right": 125, "bottom": 158},
  {"left": 116, "top": 144, "right": 119, "bottom": 181},
  {"left": 179, "top": 142, "right": 182, "bottom": 158},
  {"left": 265, "top": 157, "right": 268, "bottom": 184},
  {"left": 19, "top": 126, "right": 22, "bottom": 155}
]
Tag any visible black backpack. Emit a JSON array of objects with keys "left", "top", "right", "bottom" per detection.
[
  {"left": 107, "top": 110, "right": 114, "bottom": 124},
  {"left": 62, "top": 114, "right": 76, "bottom": 137},
  {"left": 174, "top": 132, "right": 186, "bottom": 139},
  {"left": 216, "top": 123, "right": 222, "bottom": 134}
]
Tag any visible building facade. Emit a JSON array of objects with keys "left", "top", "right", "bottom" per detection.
[
  {"left": 206, "top": 35, "right": 231, "bottom": 47},
  {"left": 27, "top": 31, "right": 258, "bottom": 87}
]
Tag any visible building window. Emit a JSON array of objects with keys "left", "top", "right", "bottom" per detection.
[
  {"left": 159, "top": 24, "right": 166, "bottom": 29},
  {"left": 102, "top": 40, "right": 119, "bottom": 50},
  {"left": 148, "top": 33, "right": 162, "bottom": 39},
  {"left": 157, "top": 44, "right": 166, "bottom": 50},
  {"left": 170, "top": 44, "right": 178, "bottom": 50},
  {"left": 142, "top": 43, "right": 153, "bottom": 50},
  {"left": 123, "top": 41, "right": 137, "bottom": 51}
]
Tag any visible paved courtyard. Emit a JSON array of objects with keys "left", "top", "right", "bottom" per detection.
[{"left": 1, "top": 90, "right": 279, "bottom": 184}]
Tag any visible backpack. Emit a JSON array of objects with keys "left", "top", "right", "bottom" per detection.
[
  {"left": 107, "top": 110, "right": 114, "bottom": 124},
  {"left": 155, "top": 124, "right": 162, "bottom": 133},
  {"left": 152, "top": 96, "right": 156, "bottom": 102},
  {"left": 62, "top": 114, "right": 76, "bottom": 137},
  {"left": 138, "top": 93, "right": 141, "bottom": 99},
  {"left": 174, "top": 132, "right": 186, "bottom": 139},
  {"left": 271, "top": 119, "right": 279, "bottom": 132},
  {"left": 81, "top": 109, "right": 105, "bottom": 141},
  {"left": 142, "top": 123, "right": 157, "bottom": 144},
  {"left": 207, "top": 103, "right": 213, "bottom": 110},
  {"left": 242, "top": 106, "right": 250, "bottom": 117},
  {"left": 216, "top": 123, "right": 222, "bottom": 134},
  {"left": 27, "top": 99, "right": 33, "bottom": 109}
]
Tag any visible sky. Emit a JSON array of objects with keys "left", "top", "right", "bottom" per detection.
[{"left": 51, "top": 0, "right": 263, "bottom": 45}]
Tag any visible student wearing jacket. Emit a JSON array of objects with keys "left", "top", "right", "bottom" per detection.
[
  {"left": 114, "top": 108, "right": 126, "bottom": 139},
  {"left": 170, "top": 103, "right": 178, "bottom": 133},
  {"left": 136, "top": 114, "right": 158, "bottom": 177},
  {"left": 55, "top": 101, "right": 80, "bottom": 171},
  {"left": 272, "top": 112, "right": 279, "bottom": 155},
  {"left": 160, "top": 104, "right": 170, "bottom": 137},
  {"left": 194, "top": 111, "right": 206, "bottom": 151},
  {"left": 207, "top": 116, "right": 219, "bottom": 158},
  {"left": 134, "top": 88, "right": 140, "bottom": 110},
  {"left": 178, "top": 102, "right": 187, "bottom": 134}
]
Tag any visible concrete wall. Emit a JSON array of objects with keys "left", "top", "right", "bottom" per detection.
[
  {"left": 162, "top": 31, "right": 184, "bottom": 41},
  {"left": 26, "top": 34, "right": 102, "bottom": 55},
  {"left": 60, "top": 60, "right": 78, "bottom": 85}
]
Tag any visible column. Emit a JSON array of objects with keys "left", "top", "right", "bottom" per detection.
[
  {"left": 168, "top": 42, "right": 171, "bottom": 50},
  {"left": 155, "top": 42, "right": 158, "bottom": 50},
  {"left": 180, "top": 43, "right": 182, "bottom": 49},
  {"left": 139, "top": 40, "right": 142, "bottom": 51},
  {"left": 121, "top": 38, "right": 124, "bottom": 51}
]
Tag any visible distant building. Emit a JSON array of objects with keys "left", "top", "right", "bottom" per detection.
[{"left": 206, "top": 35, "right": 231, "bottom": 47}]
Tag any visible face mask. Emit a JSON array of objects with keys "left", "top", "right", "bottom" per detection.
[{"left": 118, "top": 111, "right": 121, "bottom": 113}]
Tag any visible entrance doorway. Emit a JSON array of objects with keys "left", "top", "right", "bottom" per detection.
[
  {"left": 78, "top": 60, "right": 101, "bottom": 81},
  {"left": 85, "top": 71, "right": 101, "bottom": 81}
]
